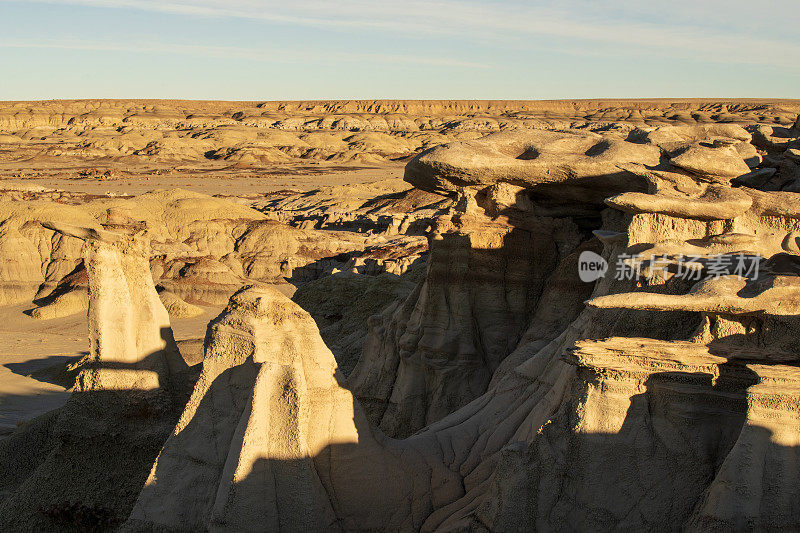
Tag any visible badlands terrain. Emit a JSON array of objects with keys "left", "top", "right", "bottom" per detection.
[{"left": 1, "top": 98, "right": 800, "bottom": 530}]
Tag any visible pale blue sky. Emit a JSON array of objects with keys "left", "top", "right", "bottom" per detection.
[{"left": 1, "top": 0, "right": 798, "bottom": 100}]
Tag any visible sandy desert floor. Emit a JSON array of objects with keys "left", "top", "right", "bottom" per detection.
[
  {"left": 0, "top": 166, "right": 405, "bottom": 196},
  {"left": 0, "top": 302, "right": 226, "bottom": 435}
]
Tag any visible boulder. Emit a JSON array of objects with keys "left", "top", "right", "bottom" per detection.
[{"left": 669, "top": 142, "right": 752, "bottom": 178}]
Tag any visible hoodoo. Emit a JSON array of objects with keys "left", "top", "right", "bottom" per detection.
[{"left": 2, "top": 100, "right": 800, "bottom": 531}]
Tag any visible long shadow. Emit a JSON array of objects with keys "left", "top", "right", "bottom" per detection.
[
  {"left": 0, "top": 389, "right": 70, "bottom": 438},
  {"left": 349, "top": 226, "right": 567, "bottom": 436},
  {"left": 349, "top": 202, "right": 685, "bottom": 438},
  {"left": 4, "top": 354, "right": 83, "bottom": 386},
  {"left": 4, "top": 305, "right": 797, "bottom": 530},
  {"left": 474, "top": 362, "right": 799, "bottom": 531},
  {"left": 349, "top": 165, "right": 712, "bottom": 438},
  {"left": 153, "top": 352, "right": 798, "bottom": 532},
  {"left": 31, "top": 261, "right": 87, "bottom": 307},
  {"left": 128, "top": 345, "right": 433, "bottom": 532},
  {"left": 286, "top": 250, "right": 427, "bottom": 285},
  {"left": 0, "top": 326, "right": 199, "bottom": 532}
]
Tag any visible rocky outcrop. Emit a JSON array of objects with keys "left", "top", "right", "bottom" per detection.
[
  {"left": 350, "top": 125, "right": 800, "bottom": 528},
  {"left": 37, "top": 221, "right": 188, "bottom": 393},
  {"left": 119, "top": 283, "right": 586, "bottom": 532},
  {"left": 1, "top": 100, "right": 798, "bottom": 180},
  {"left": 5, "top": 115, "right": 800, "bottom": 531},
  {"left": 0, "top": 189, "right": 422, "bottom": 317},
  {"left": 353, "top": 126, "right": 765, "bottom": 437},
  {"left": 349, "top": 206, "right": 587, "bottom": 436},
  {"left": 0, "top": 222, "right": 192, "bottom": 531},
  {"left": 405, "top": 130, "right": 661, "bottom": 200},
  {"left": 254, "top": 179, "right": 451, "bottom": 238},
  {"left": 292, "top": 269, "right": 423, "bottom": 376},
  {"left": 0, "top": 227, "right": 44, "bottom": 305},
  {"left": 120, "top": 148, "right": 800, "bottom": 528},
  {"left": 123, "top": 285, "right": 346, "bottom": 531}
]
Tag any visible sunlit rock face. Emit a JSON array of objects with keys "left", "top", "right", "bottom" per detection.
[
  {"left": 0, "top": 223, "right": 189, "bottom": 531},
  {"left": 352, "top": 123, "right": 800, "bottom": 529},
  {"left": 3, "top": 107, "right": 800, "bottom": 531},
  {"left": 34, "top": 222, "right": 182, "bottom": 393},
  {"left": 124, "top": 286, "right": 345, "bottom": 531},
  {"left": 0, "top": 189, "right": 431, "bottom": 318}
]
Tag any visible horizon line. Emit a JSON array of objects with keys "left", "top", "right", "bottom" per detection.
[{"left": 3, "top": 97, "right": 800, "bottom": 104}]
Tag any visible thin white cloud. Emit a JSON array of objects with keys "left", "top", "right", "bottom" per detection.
[
  {"left": 0, "top": 37, "right": 489, "bottom": 68},
  {"left": 3, "top": 0, "right": 800, "bottom": 70}
]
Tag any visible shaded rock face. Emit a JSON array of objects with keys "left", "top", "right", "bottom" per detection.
[
  {"left": 123, "top": 286, "right": 343, "bottom": 532},
  {"left": 476, "top": 360, "right": 759, "bottom": 531},
  {"left": 464, "top": 143, "right": 800, "bottom": 530},
  {"left": 349, "top": 210, "right": 586, "bottom": 436},
  {"left": 123, "top": 286, "right": 450, "bottom": 533},
  {"left": 347, "top": 125, "right": 800, "bottom": 529},
  {"left": 352, "top": 125, "right": 780, "bottom": 437},
  {"left": 291, "top": 269, "right": 423, "bottom": 377},
  {"left": 5, "top": 118, "right": 800, "bottom": 532}
]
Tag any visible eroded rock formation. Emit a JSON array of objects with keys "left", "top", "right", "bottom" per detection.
[
  {"left": 0, "top": 188, "right": 427, "bottom": 319},
  {"left": 3, "top": 110, "right": 800, "bottom": 531},
  {"left": 0, "top": 222, "right": 191, "bottom": 530}
]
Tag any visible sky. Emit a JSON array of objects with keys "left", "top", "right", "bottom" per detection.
[{"left": 0, "top": 0, "right": 799, "bottom": 100}]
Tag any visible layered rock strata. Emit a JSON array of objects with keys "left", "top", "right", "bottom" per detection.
[
  {"left": 0, "top": 223, "right": 191, "bottom": 531},
  {"left": 0, "top": 189, "right": 425, "bottom": 317},
  {"left": 4, "top": 116, "right": 800, "bottom": 531}
]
